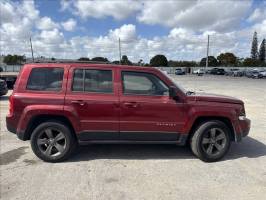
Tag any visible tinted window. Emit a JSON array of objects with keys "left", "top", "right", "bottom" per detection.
[
  {"left": 122, "top": 71, "right": 169, "bottom": 96},
  {"left": 72, "top": 69, "right": 113, "bottom": 93},
  {"left": 27, "top": 67, "right": 64, "bottom": 91}
]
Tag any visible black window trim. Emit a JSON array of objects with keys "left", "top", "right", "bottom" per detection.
[
  {"left": 26, "top": 67, "right": 64, "bottom": 92},
  {"left": 121, "top": 71, "right": 170, "bottom": 96},
  {"left": 71, "top": 68, "right": 114, "bottom": 94}
]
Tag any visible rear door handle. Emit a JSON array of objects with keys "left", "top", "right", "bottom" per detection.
[{"left": 71, "top": 100, "right": 86, "bottom": 106}]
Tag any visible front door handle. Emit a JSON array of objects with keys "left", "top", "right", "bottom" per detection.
[
  {"left": 123, "top": 102, "right": 139, "bottom": 108},
  {"left": 71, "top": 100, "right": 86, "bottom": 106}
]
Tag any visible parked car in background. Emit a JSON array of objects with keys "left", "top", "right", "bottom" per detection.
[
  {"left": 225, "top": 68, "right": 237, "bottom": 76},
  {"left": 258, "top": 70, "right": 266, "bottom": 78},
  {"left": 245, "top": 69, "right": 255, "bottom": 78},
  {"left": 6, "top": 62, "right": 250, "bottom": 162},
  {"left": 210, "top": 68, "right": 225, "bottom": 75},
  {"left": 0, "top": 79, "right": 8, "bottom": 96},
  {"left": 251, "top": 69, "right": 266, "bottom": 79},
  {"left": 193, "top": 68, "right": 205, "bottom": 76},
  {"left": 233, "top": 69, "right": 245, "bottom": 77},
  {"left": 175, "top": 68, "right": 185, "bottom": 75},
  {"left": 205, "top": 69, "right": 212, "bottom": 74}
]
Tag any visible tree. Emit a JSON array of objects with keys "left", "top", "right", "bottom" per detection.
[
  {"left": 121, "top": 55, "right": 132, "bottom": 65},
  {"left": 150, "top": 55, "right": 168, "bottom": 67},
  {"left": 3, "top": 54, "right": 26, "bottom": 65},
  {"left": 0, "top": 67, "right": 3, "bottom": 72},
  {"left": 259, "top": 39, "right": 265, "bottom": 63},
  {"left": 168, "top": 60, "right": 198, "bottom": 67},
  {"left": 112, "top": 60, "right": 120, "bottom": 64},
  {"left": 251, "top": 31, "right": 258, "bottom": 59},
  {"left": 91, "top": 57, "right": 109, "bottom": 62},
  {"left": 217, "top": 52, "right": 237, "bottom": 66},
  {"left": 51, "top": 57, "right": 56, "bottom": 61},
  {"left": 78, "top": 57, "right": 90, "bottom": 61},
  {"left": 200, "top": 56, "right": 218, "bottom": 67},
  {"left": 243, "top": 58, "right": 260, "bottom": 67},
  {"left": 137, "top": 59, "right": 143, "bottom": 66}
]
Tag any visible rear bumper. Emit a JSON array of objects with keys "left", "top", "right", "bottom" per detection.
[
  {"left": 235, "top": 117, "right": 251, "bottom": 142},
  {"left": 6, "top": 115, "right": 27, "bottom": 140}
]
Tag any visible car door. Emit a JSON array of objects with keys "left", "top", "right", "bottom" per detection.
[
  {"left": 64, "top": 66, "right": 120, "bottom": 141},
  {"left": 119, "top": 70, "right": 184, "bottom": 141}
]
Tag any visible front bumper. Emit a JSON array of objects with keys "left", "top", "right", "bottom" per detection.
[{"left": 235, "top": 117, "right": 251, "bottom": 142}]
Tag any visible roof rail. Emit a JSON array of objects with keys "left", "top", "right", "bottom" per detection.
[{"left": 26, "top": 59, "right": 112, "bottom": 64}]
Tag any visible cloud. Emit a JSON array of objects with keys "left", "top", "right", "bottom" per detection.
[
  {"left": 138, "top": 0, "right": 251, "bottom": 32},
  {"left": 1, "top": 0, "right": 264, "bottom": 62},
  {"left": 248, "top": 8, "right": 266, "bottom": 23},
  {"left": 37, "top": 17, "right": 59, "bottom": 30},
  {"left": 61, "top": 0, "right": 141, "bottom": 20},
  {"left": 108, "top": 24, "right": 137, "bottom": 41},
  {"left": 61, "top": 18, "right": 76, "bottom": 31}
]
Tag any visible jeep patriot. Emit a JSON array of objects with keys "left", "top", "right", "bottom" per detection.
[{"left": 6, "top": 62, "right": 250, "bottom": 162}]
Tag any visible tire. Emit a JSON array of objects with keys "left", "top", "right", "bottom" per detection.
[
  {"left": 190, "top": 120, "right": 231, "bottom": 162},
  {"left": 30, "top": 121, "right": 77, "bottom": 162}
]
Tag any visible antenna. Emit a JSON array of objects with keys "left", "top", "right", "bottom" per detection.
[{"left": 30, "top": 37, "right": 34, "bottom": 62}]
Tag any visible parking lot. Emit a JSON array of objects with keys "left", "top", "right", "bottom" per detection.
[{"left": 0, "top": 75, "right": 266, "bottom": 200}]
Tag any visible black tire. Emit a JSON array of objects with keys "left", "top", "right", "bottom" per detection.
[
  {"left": 190, "top": 120, "right": 231, "bottom": 162},
  {"left": 30, "top": 121, "right": 77, "bottom": 162}
]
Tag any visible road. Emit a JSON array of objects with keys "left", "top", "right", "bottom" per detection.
[{"left": 1, "top": 75, "right": 266, "bottom": 200}]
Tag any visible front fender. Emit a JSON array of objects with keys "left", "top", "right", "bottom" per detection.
[{"left": 182, "top": 102, "right": 238, "bottom": 134}]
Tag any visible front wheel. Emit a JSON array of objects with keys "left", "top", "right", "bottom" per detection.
[
  {"left": 30, "top": 121, "right": 77, "bottom": 162},
  {"left": 190, "top": 120, "right": 231, "bottom": 162}
]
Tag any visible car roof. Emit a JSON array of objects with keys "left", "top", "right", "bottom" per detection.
[{"left": 24, "top": 62, "right": 156, "bottom": 72}]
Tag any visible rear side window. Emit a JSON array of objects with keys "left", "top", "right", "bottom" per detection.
[
  {"left": 72, "top": 69, "right": 113, "bottom": 93},
  {"left": 27, "top": 67, "right": 64, "bottom": 91}
]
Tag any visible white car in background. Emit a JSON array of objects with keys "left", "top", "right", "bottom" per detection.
[
  {"left": 193, "top": 68, "right": 205, "bottom": 75},
  {"left": 258, "top": 70, "right": 266, "bottom": 78}
]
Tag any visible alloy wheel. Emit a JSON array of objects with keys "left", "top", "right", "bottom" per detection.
[
  {"left": 37, "top": 128, "right": 66, "bottom": 157},
  {"left": 201, "top": 128, "right": 227, "bottom": 156}
]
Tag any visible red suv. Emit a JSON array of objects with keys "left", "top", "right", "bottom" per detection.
[{"left": 6, "top": 62, "right": 250, "bottom": 162}]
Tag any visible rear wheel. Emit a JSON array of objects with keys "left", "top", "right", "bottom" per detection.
[
  {"left": 30, "top": 121, "right": 77, "bottom": 162},
  {"left": 190, "top": 120, "right": 231, "bottom": 162}
]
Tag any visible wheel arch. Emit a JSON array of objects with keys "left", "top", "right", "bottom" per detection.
[
  {"left": 188, "top": 116, "right": 235, "bottom": 142},
  {"left": 23, "top": 114, "right": 77, "bottom": 141}
]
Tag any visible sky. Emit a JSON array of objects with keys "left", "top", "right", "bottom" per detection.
[{"left": 0, "top": 0, "right": 266, "bottom": 62}]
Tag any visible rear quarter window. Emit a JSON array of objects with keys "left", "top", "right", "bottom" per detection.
[{"left": 26, "top": 67, "right": 64, "bottom": 91}]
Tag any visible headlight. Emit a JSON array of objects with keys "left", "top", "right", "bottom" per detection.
[
  {"left": 239, "top": 116, "right": 246, "bottom": 120},
  {"left": 238, "top": 106, "right": 246, "bottom": 120}
]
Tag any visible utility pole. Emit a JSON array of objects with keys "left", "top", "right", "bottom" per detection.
[
  {"left": 119, "top": 37, "right": 122, "bottom": 64},
  {"left": 206, "top": 34, "right": 209, "bottom": 68},
  {"left": 30, "top": 37, "right": 34, "bottom": 62}
]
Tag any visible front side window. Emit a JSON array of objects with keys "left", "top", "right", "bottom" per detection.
[
  {"left": 122, "top": 71, "right": 169, "bottom": 96},
  {"left": 27, "top": 67, "right": 64, "bottom": 91},
  {"left": 72, "top": 69, "right": 113, "bottom": 93}
]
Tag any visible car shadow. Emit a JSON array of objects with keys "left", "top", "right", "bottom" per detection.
[{"left": 67, "top": 136, "right": 266, "bottom": 162}]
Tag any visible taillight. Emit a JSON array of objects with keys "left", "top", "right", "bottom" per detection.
[{"left": 9, "top": 95, "right": 14, "bottom": 116}]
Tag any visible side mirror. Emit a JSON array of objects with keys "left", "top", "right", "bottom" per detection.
[{"left": 169, "top": 86, "right": 179, "bottom": 101}]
